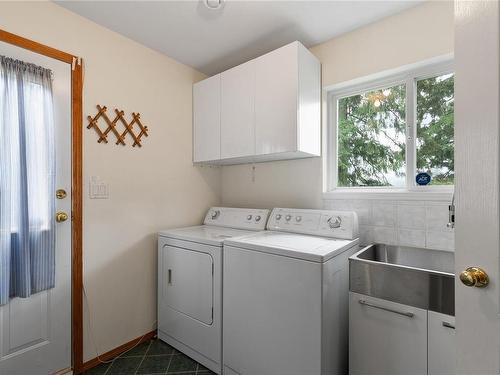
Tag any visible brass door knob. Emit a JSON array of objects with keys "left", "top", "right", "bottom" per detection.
[
  {"left": 460, "top": 267, "right": 489, "bottom": 287},
  {"left": 55, "top": 211, "right": 69, "bottom": 223}
]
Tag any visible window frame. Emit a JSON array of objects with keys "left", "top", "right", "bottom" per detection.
[{"left": 324, "top": 55, "right": 454, "bottom": 200}]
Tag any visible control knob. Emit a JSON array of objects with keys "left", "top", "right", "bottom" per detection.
[
  {"left": 327, "top": 216, "right": 342, "bottom": 229},
  {"left": 285, "top": 215, "right": 292, "bottom": 221},
  {"left": 255, "top": 215, "right": 261, "bottom": 222},
  {"left": 276, "top": 214, "right": 282, "bottom": 220},
  {"left": 247, "top": 215, "right": 253, "bottom": 220},
  {"left": 211, "top": 210, "right": 220, "bottom": 219},
  {"left": 295, "top": 216, "right": 302, "bottom": 222}
]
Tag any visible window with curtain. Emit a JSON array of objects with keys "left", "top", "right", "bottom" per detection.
[{"left": 0, "top": 56, "right": 56, "bottom": 305}]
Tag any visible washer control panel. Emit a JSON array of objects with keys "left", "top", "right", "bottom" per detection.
[
  {"left": 267, "top": 208, "right": 359, "bottom": 239},
  {"left": 204, "top": 207, "right": 270, "bottom": 230}
]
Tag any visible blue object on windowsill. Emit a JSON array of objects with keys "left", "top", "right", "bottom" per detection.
[{"left": 416, "top": 172, "right": 431, "bottom": 186}]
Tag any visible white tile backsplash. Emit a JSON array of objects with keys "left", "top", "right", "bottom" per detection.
[
  {"left": 425, "top": 203, "right": 452, "bottom": 232},
  {"left": 350, "top": 200, "right": 373, "bottom": 226},
  {"left": 426, "top": 230, "right": 455, "bottom": 251},
  {"left": 372, "top": 201, "right": 396, "bottom": 227},
  {"left": 398, "top": 229, "right": 426, "bottom": 247},
  {"left": 326, "top": 199, "right": 372, "bottom": 225},
  {"left": 325, "top": 197, "right": 455, "bottom": 250},
  {"left": 397, "top": 203, "right": 426, "bottom": 229},
  {"left": 358, "top": 225, "right": 373, "bottom": 246},
  {"left": 373, "top": 226, "right": 397, "bottom": 245}
]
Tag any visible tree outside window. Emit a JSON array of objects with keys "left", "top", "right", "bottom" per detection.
[
  {"left": 416, "top": 73, "right": 454, "bottom": 185},
  {"left": 335, "top": 72, "right": 454, "bottom": 188}
]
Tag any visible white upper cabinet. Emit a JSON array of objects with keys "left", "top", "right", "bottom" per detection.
[
  {"left": 254, "top": 43, "right": 298, "bottom": 155},
  {"left": 192, "top": 41, "right": 321, "bottom": 165},
  {"left": 255, "top": 41, "right": 321, "bottom": 158},
  {"left": 221, "top": 61, "right": 256, "bottom": 159},
  {"left": 193, "top": 74, "right": 221, "bottom": 163}
]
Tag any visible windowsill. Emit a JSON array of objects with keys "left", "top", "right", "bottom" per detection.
[{"left": 323, "top": 187, "right": 453, "bottom": 201}]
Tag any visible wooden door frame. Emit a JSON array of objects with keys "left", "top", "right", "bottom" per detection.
[{"left": 0, "top": 29, "right": 84, "bottom": 374}]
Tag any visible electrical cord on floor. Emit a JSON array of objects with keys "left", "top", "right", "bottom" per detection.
[{"left": 83, "top": 284, "right": 157, "bottom": 365}]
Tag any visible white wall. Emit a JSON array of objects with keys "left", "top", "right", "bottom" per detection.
[
  {"left": 313, "top": 1, "right": 455, "bottom": 88},
  {"left": 0, "top": 1, "right": 220, "bottom": 362},
  {"left": 221, "top": 158, "right": 323, "bottom": 209},
  {"left": 221, "top": 1, "right": 455, "bottom": 249},
  {"left": 221, "top": 1, "right": 454, "bottom": 209}
]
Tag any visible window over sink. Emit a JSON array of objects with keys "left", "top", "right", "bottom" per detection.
[{"left": 325, "top": 57, "right": 454, "bottom": 198}]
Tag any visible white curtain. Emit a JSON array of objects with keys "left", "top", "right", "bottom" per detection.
[{"left": 0, "top": 56, "right": 56, "bottom": 305}]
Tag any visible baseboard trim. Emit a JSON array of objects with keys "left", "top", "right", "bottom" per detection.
[{"left": 82, "top": 330, "right": 157, "bottom": 372}]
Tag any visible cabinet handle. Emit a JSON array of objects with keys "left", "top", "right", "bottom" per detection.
[
  {"left": 442, "top": 321, "right": 455, "bottom": 329},
  {"left": 168, "top": 269, "right": 172, "bottom": 284},
  {"left": 358, "top": 299, "right": 414, "bottom": 318}
]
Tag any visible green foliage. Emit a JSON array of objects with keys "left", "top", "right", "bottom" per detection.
[
  {"left": 338, "top": 84, "right": 406, "bottom": 187},
  {"left": 416, "top": 74, "right": 454, "bottom": 185},
  {"left": 337, "top": 74, "right": 454, "bottom": 187}
]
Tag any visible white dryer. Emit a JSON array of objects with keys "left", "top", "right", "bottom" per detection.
[
  {"left": 222, "top": 208, "right": 359, "bottom": 375},
  {"left": 158, "top": 207, "right": 270, "bottom": 374}
]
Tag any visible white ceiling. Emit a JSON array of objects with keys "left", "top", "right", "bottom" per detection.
[{"left": 57, "top": 0, "right": 422, "bottom": 75}]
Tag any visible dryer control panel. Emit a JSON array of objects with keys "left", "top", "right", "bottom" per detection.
[
  {"left": 267, "top": 208, "right": 359, "bottom": 240},
  {"left": 204, "top": 207, "right": 270, "bottom": 231}
]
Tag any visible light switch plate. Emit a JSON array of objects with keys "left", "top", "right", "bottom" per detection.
[{"left": 89, "top": 176, "right": 109, "bottom": 199}]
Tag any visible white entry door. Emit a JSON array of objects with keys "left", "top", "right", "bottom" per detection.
[
  {"left": 0, "top": 41, "right": 72, "bottom": 375},
  {"left": 455, "top": 1, "right": 500, "bottom": 374}
]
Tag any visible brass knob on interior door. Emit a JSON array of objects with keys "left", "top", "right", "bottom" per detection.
[
  {"left": 55, "top": 211, "right": 69, "bottom": 223},
  {"left": 460, "top": 267, "right": 489, "bottom": 288}
]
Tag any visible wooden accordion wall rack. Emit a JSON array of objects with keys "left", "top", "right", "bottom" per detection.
[{"left": 87, "top": 104, "right": 149, "bottom": 147}]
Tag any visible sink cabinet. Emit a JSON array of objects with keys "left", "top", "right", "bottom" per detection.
[
  {"left": 428, "top": 311, "right": 456, "bottom": 375},
  {"left": 350, "top": 292, "right": 456, "bottom": 375},
  {"left": 349, "top": 292, "right": 427, "bottom": 375}
]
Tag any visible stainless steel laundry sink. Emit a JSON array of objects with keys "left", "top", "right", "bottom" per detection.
[{"left": 349, "top": 244, "right": 455, "bottom": 315}]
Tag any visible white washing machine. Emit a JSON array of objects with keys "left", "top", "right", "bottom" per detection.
[
  {"left": 158, "top": 207, "right": 270, "bottom": 374},
  {"left": 222, "top": 208, "right": 359, "bottom": 375}
]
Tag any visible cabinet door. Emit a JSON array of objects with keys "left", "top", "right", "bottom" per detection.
[
  {"left": 428, "top": 312, "right": 456, "bottom": 375},
  {"left": 193, "top": 74, "right": 220, "bottom": 162},
  {"left": 221, "top": 61, "right": 255, "bottom": 159},
  {"left": 255, "top": 42, "right": 298, "bottom": 155},
  {"left": 349, "top": 292, "right": 427, "bottom": 375}
]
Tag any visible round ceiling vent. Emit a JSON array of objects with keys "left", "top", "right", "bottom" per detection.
[{"left": 204, "top": 0, "right": 224, "bottom": 10}]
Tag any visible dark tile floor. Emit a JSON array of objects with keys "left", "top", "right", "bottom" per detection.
[{"left": 84, "top": 338, "right": 217, "bottom": 375}]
